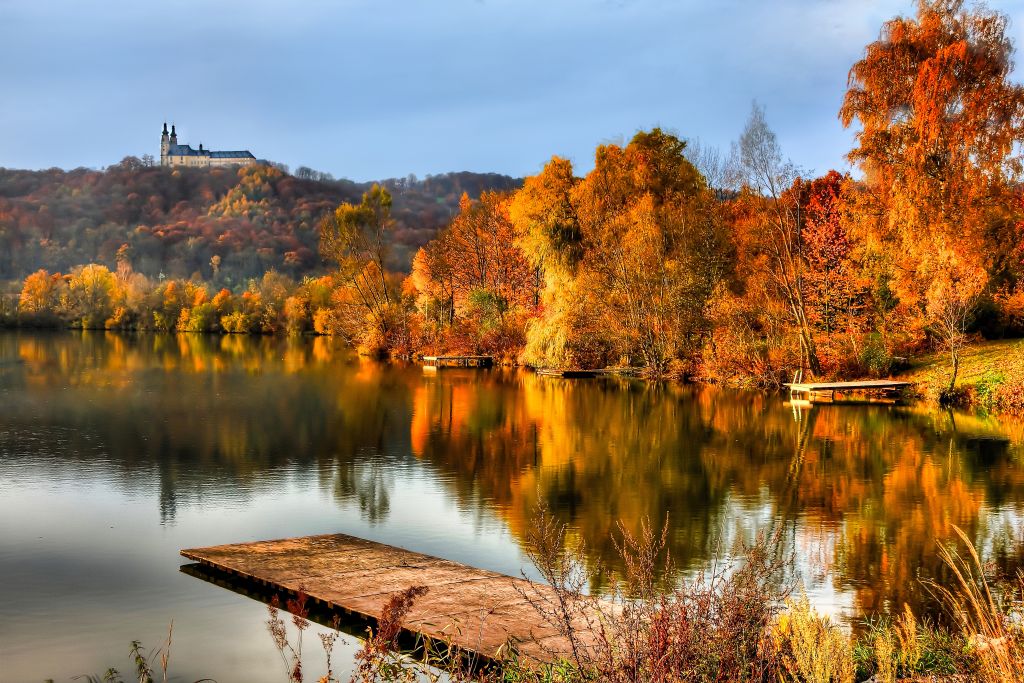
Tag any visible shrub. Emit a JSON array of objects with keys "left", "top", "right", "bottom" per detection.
[
  {"left": 221, "top": 310, "right": 256, "bottom": 334},
  {"left": 974, "top": 370, "right": 1006, "bottom": 410},
  {"left": 858, "top": 334, "right": 894, "bottom": 377},
  {"left": 519, "top": 510, "right": 788, "bottom": 682},
  {"left": 990, "top": 373, "right": 1024, "bottom": 415},
  {"left": 774, "top": 593, "right": 855, "bottom": 683}
]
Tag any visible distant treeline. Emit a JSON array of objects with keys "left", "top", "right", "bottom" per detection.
[
  {"left": 0, "top": 161, "right": 519, "bottom": 285},
  {"left": 11, "top": 265, "right": 336, "bottom": 335}
]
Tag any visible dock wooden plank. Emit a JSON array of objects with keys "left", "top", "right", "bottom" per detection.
[
  {"left": 784, "top": 380, "right": 911, "bottom": 391},
  {"left": 181, "top": 533, "right": 576, "bottom": 663},
  {"left": 421, "top": 355, "right": 494, "bottom": 368},
  {"left": 784, "top": 379, "right": 912, "bottom": 404}
]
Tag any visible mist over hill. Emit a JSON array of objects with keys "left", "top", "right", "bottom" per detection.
[{"left": 0, "top": 158, "right": 520, "bottom": 287}]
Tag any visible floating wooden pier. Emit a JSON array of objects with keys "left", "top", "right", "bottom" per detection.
[
  {"left": 181, "top": 533, "right": 573, "bottom": 663},
  {"left": 785, "top": 379, "right": 912, "bottom": 402},
  {"left": 421, "top": 355, "right": 494, "bottom": 368}
]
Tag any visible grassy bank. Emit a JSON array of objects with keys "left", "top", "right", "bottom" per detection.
[{"left": 901, "top": 338, "right": 1024, "bottom": 414}]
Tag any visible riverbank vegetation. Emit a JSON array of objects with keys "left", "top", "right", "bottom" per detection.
[
  {"left": 906, "top": 338, "right": 1024, "bottom": 412},
  {"left": 260, "top": 519, "right": 1022, "bottom": 683},
  {"left": 94, "top": 518, "right": 1017, "bottom": 683},
  {"left": 77, "top": 525, "right": 1024, "bottom": 682},
  {"left": 7, "top": 1, "right": 1024, "bottom": 404}
]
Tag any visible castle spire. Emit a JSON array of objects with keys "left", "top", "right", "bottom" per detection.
[{"left": 160, "top": 122, "right": 171, "bottom": 167}]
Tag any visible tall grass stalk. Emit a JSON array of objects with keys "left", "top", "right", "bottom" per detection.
[{"left": 928, "top": 526, "right": 1024, "bottom": 682}]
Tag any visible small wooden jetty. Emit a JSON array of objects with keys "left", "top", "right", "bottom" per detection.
[
  {"left": 535, "top": 367, "right": 603, "bottom": 378},
  {"left": 421, "top": 355, "right": 493, "bottom": 368},
  {"left": 785, "top": 379, "right": 912, "bottom": 402},
  {"left": 181, "top": 533, "right": 572, "bottom": 662},
  {"left": 534, "top": 367, "right": 640, "bottom": 378}
]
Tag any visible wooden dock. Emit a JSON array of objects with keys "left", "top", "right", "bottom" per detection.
[
  {"left": 421, "top": 355, "right": 494, "bottom": 368},
  {"left": 785, "top": 379, "right": 912, "bottom": 402},
  {"left": 534, "top": 367, "right": 641, "bottom": 378},
  {"left": 535, "top": 368, "right": 603, "bottom": 378},
  {"left": 181, "top": 533, "right": 573, "bottom": 663}
]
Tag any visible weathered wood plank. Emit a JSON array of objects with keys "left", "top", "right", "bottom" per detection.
[
  {"left": 181, "top": 533, "right": 573, "bottom": 663},
  {"left": 784, "top": 379, "right": 913, "bottom": 404},
  {"left": 784, "top": 380, "right": 912, "bottom": 391},
  {"left": 534, "top": 368, "right": 604, "bottom": 378},
  {"left": 421, "top": 355, "right": 494, "bottom": 368}
]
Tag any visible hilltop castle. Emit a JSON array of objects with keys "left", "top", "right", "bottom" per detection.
[{"left": 160, "top": 123, "right": 256, "bottom": 168}]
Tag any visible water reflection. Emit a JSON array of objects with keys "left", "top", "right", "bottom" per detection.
[{"left": 3, "top": 330, "right": 1024, "bottom": 628}]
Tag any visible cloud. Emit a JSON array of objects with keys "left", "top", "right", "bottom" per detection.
[{"left": 1, "top": 0, "right": 1020, "bottom": 179}]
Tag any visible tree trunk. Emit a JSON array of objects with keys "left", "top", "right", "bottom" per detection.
[{"left": 948, "top": 346, "right": 959, "bottom": 394}]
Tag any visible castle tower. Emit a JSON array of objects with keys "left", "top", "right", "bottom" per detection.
[{"left": 160, "top": 122, "right": 170, "bottom": 166}]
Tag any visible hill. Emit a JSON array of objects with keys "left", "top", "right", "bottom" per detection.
[{"left": 0, "top": 158, "right": 520, "bottom": 288}]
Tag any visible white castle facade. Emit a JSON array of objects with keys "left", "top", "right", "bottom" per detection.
[{"left": 159, "top": 123, "right": 256, "bottom": 168}]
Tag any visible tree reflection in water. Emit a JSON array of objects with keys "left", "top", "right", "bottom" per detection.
[{"left": 3, "top": 330, "right": 1024, "bottom": 622}]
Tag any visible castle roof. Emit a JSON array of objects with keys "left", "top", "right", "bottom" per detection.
[
  {"left": 168, "top": 144, "right": 255, "bottom": 159},
  {"left": 210, "top": 150, "right": 256, "bottom": 159}
]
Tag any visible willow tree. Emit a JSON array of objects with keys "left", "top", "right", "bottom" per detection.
[{"left": 840, "top": 0, "right": 1024, "bottom": 387}]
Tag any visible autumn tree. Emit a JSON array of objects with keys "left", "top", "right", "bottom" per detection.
[
  {"left": 840, "top": 0, "right": 1024, "bottom": 363},
  {"left": 510, "top": 156, "right": 607, "bottom": 369},
  {"left": 576, "top": 129, "right": 728, "bottom": 375},
  {"left": 410, "top": 242, "right": 456, "bottom": 336},
  {"left": 446, "top": 192, "right": 534, "bottom": 321},
  {"left": 803, "top": 173, "right": 853, "bottom": 335},
  {"left": 65, "top": 264, "right": 118, "bottom": 328},
  {"left": 320, "top": 184, "right": 405, "bottom": 353},
  {"left": 926, "top": 249, "right": 987, "bottom": 392},
  {"left": 733, "top": 104, "right": 821, "bottom": 377},
  {"left": 409, "top": 191, "right": 537, "bottom": 354},
  {"left": 511, "top": 130, "right": 727, "bottom": 375},
  {"left": 18, "top": 269, "right": 64, "bottom": 317}
]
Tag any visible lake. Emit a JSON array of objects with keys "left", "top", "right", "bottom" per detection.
[{"left": 1, "top": 331, "right": 1023, "bottom": 682}]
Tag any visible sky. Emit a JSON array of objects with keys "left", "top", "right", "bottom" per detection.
[{"left": 2, "top": 0, "right": 1024, "bottom": 182}]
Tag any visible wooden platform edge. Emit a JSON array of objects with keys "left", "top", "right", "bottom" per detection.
[
  {"left": 784, "top": 379, "right": 914, "bottom": 404},
  {"left": 421, "top": 355, "right": 494, "bottom": 368},
  {"left": 179, "top": 533, "right": 576, "bottom": 665}
]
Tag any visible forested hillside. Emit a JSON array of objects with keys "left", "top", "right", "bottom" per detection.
[{"left": 0, "top": 159, "right": 519, "bottom": 286}]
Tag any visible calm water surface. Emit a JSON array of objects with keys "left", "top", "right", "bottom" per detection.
[{"left": 2, "top": 331, "right": 1024, "bottom": 682}]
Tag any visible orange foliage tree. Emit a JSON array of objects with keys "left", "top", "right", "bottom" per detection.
[
  {"left": 732, "top": 104, "right": 822, "bottom": 377},
  {"left": 319, "top": 184, "right": 410, "bottom": 354},
  {"left": 18, "top": 269, "right": 65, "bottom": 317},
  {"left": 839, "top": 0, "right": 1024, "bottom": 367},
  {"left": 408, "top": 191, "right": 536, "bottom": 355},
  {"left": 510, "top": 132, "right": 728, "bottom": 375}
]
